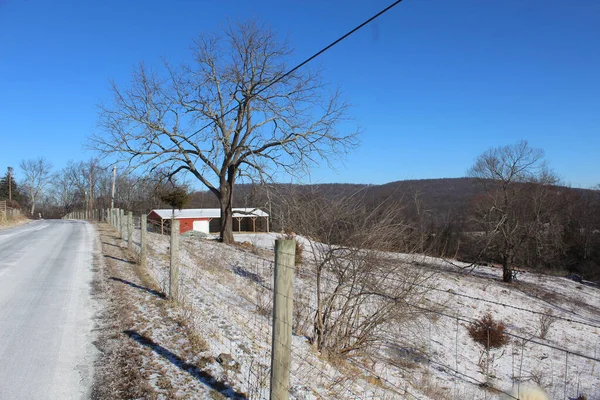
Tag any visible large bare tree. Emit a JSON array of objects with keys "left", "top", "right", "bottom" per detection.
[
  {"left": 91, "top": 20, "right": 357, "bottom": 243},
  {"left": 468, "top": 140, "right": 557, "bottom": 282},
  {"left": 20, "top": 157, "right": 53, "bottom": 217}
]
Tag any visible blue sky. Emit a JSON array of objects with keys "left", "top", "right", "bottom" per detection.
[{"left": 1, "top": 0, "right": 598, "bottom": 188}]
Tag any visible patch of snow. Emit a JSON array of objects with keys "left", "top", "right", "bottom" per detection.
[{"left": 130, "top": 228, "right": 600, "bottom": 399}]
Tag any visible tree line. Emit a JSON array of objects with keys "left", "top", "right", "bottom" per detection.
[{"left": 0, "top": 159, "right": 177, "bottom": 220}]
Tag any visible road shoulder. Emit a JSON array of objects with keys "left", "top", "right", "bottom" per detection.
[{"left": 90, "top": 222, "right": 227, "bottom": 399}]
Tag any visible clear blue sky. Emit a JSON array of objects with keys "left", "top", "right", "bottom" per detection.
[{"left": 1, "top": 0, "right": 598, "bottom": 188}]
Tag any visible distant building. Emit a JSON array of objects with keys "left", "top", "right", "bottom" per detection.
[{"left": 147, "top": 208, "right": 269, "bottom": 235}]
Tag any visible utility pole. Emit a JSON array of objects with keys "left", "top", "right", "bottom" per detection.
[
  {"left": 89, "top": 169, "right": 93, "bottom": 216},
  {"left": 7, "top": 167, "right": 12, "bottom": 201},
  {"left": 110, "top": 165, "right": 116, "bottom": 210}
]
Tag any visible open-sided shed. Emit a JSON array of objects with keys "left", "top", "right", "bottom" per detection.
[{"left": 147, "top": 208, "right": 269, "bottom": 235}]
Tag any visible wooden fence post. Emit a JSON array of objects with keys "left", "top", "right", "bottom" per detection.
[
  {"left": 122, "top": 210, "right": 126, "bottom": 238},
  {"left": 120, "top": 209, "right": 125, "bottom": 238},
  {"left": 127, "top": 212, "right": 133, "bottom": 250},
  {"left": 169, "top": 220, "right": 180, "bottom": 301},
  {"left": 114, "top": 209, "right": 118, "bottom": 232},
  {"left": 116, "top": 208, "right": 122, "bottom": 238},
  {"left": 140, "top": 214, "right": 147, "bottom": 268},
  {"left": 270, "top": 239, "right": 295, "bottom": 400}
]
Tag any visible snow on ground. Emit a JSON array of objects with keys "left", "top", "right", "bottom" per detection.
[{"left": 131, "top": 229, "right": 600, "bottom": 399}]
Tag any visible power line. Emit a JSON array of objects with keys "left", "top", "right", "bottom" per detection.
[{"left": 164, "top": 0, "right": 405, "bottom": 151}]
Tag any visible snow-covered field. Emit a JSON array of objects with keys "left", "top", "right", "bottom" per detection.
[{"left": 132, "top": 229, "right": 600, "bottom": 399}]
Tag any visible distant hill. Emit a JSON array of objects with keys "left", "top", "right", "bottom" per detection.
[
  {"left": 188, "top": 176, "right": 599, "bottom": 227},
  {"left": 188, "top": 177, "right": 485, "bottom": 222}
]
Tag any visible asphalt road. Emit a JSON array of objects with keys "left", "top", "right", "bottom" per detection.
[{"left": 0, "top": 220, "right": 97, "bottom": 399}]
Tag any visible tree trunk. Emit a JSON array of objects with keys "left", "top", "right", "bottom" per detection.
[
  {"left": 502, "top": 255, "right": 512, "bottom": 283},
  {"left": 219, "top": 179, "right": 235, "bottom": 244},
  {"left": 30, "top": 196, "right": 35, "bottom": 217}
]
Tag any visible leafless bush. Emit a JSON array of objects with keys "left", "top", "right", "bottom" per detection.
[
  {"left": 528, "top": 367, "right": 551, "bottom": 389},
  {"left": 468, "top": 313, "right": 509, "bottom": 383},
  {"left": 279, "top": 189, "right": 436, "bottom": 358},
  {"left": 292, "top": 293, "right": 312, "bottom": 337},
  {"left": 538, "top": 309, "right": 556, "bottom": 339},
  {"left": 254, "top": 284, "right": 272, "bottom": 317},
  {"left": 246, "top": 358, "right": 270, "bottom": 400},
  {"left": 468, "top": 313, "right": 509, "bottom": 350}
]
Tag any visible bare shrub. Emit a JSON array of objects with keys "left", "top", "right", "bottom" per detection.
[
  {"left": 538, "top": 309, "right": 556, "bottom": 339},
  {"left": 468, "top": 313, "right": 509, "bottom": 350},
  {"left": 418, "top": 371, "right": 453, "bottom": 400},
  {"left": 293, "top": 237, "right": 303, "bottom": 266},
  {"left": 278, "top": 189, "right": 436, "bottom": 358},
  {"left": 528, "top": 367, "right": 551, "bottom": 390},
  {"left": 292, "top": 293, "right": 312, "bottom": 337},
  {"left": 254, "top": 285, "right": 272, "bottom": 317}
]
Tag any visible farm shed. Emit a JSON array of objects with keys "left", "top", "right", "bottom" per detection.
[{"left": 147, "top": 208, "right": 269, "bottom": 235}]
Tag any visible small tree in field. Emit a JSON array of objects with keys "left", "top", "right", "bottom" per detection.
[
  {"left": 91, "top": 20, "right": 357, "bottom": 244},
  {"left": 468, "top": 141, "right": 557, "bottom": 282}
]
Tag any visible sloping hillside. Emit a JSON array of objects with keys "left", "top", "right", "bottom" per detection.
[{"left": 122, "top": 227, "right": 600, "bottom": 399}]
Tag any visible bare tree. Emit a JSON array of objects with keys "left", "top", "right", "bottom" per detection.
[
  {"left": 20, "top": 157, "right": 53, "bottom": 217},
  {"left": 91, "top": 20, "right": 358, "bottom": 243},
  {"left": 468, "top": 140, "right": 556, "bottom": 282}
]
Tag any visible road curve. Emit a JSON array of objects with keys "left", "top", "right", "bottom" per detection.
[{"left": 0, "top": 220, "right": 97, "bottom": 400}]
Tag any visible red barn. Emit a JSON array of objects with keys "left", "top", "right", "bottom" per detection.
[{"left": 147, "top": 208, "right": 269, "bottom": 235}]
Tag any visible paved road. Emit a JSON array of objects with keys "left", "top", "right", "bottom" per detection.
[{"left": 0, "top": 220, "right": 97, "bottom": 399}]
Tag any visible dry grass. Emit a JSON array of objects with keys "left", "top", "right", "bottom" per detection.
[
  {"left": 0, "top": 214, "right": 28, "bottom": 228},
  {"left": 92, "top": 222, "right": 227, "bottom": 399},
  {"left": 538, "top": 309, "right": 556, "bottom": 339},
  {"left": 173, "top": 304, "right": 209, "bottom": 354},
  {"left": 91, "top": 223, "right": 158, "bottom": 399},
  {"left": 417, "top": 372, "right": 453, "bottom": 400}
]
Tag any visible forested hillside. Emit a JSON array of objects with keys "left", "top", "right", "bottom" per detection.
[{"left": 189, "top": 178, "right": 600, "bottom": 281}]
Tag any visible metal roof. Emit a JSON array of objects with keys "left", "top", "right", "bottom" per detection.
[{"left": 149, "top": 208, "right": 268, "bottom": 220}]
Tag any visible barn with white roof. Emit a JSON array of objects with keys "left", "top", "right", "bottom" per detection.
[{"left": 147, "top": 208, "right": 269, "bottom": 235}]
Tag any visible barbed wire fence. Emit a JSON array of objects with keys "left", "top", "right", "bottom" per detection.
[{"left": 64, "top": 208, "right": 600, "bottom": 400}]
